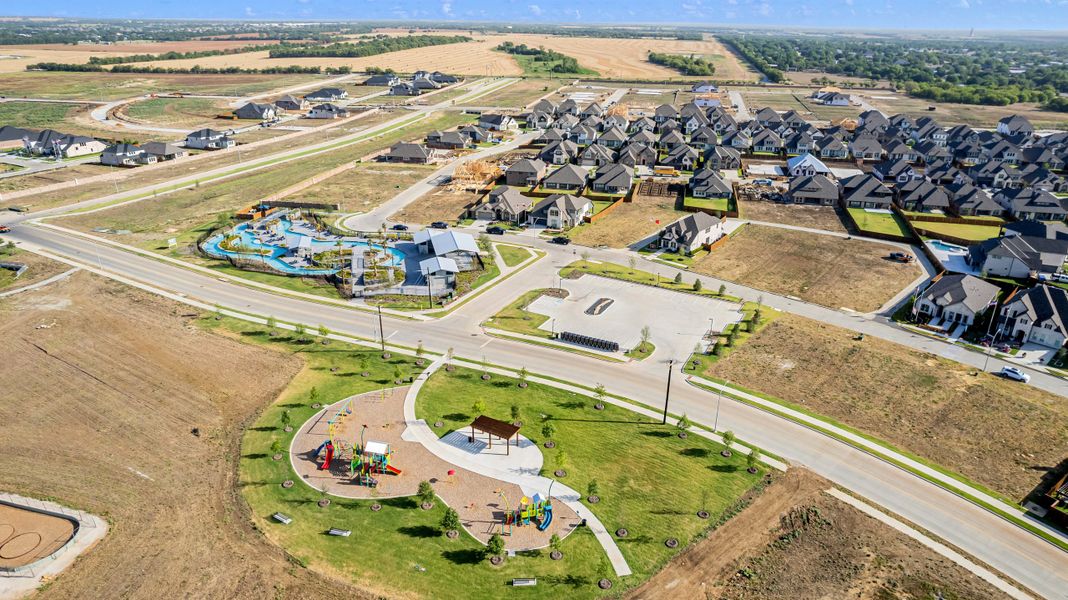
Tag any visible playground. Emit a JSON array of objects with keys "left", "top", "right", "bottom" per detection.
[{"left": 290, "top": 387, "right": 580, "bottom": 549}]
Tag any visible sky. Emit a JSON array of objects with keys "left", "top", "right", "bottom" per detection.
[{"left": 5, "top": 0, "right": 1068, "bottom": 31}]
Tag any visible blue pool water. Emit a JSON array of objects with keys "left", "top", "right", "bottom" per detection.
[
  {"left": 202, "top": 216, "right": 405, "bottom": 276},
  {"left": 928, "top": 239, "right": 966, "bottom": 253}
]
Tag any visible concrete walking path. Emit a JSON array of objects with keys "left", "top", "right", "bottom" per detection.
[{"left": 0, "top": 267, "right": 80, "bottom": 298}]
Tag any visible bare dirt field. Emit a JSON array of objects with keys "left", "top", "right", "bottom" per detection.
[
  {"left": 22, "top": 40, "right": 282, "bottom": 54},
  {"left": 689, "top": 224, "right": 919, "bottom": 312},
  {"left": 0, "top": 248, "right": 72, "bottom": 291},
  {"left": 740, "top": 88, "right": 863, "bottom": 123},
  {"left": 739, "top": 199, "right": 848, "bottom": 233},
  {"left": 472, "top": 78, "right": 559, "bottom": 108},
  {"left": 704, "top": 314, "right": 1068, "bottom": 500},
  {"left": 390, "top": 187, "right": 485, "bottom": 225},
  {"left": 296, "top": 163, "right": 436, "bottom": 213},
  {"left": 569, "top": 192, "right": 685, "bottom": 249},
  {"left": 630, "top": 468, "right": 1008, "bottom": 600},
  {"left": 860, "top": 92, "right": 1068, "bottom": 130},
  {"left": 0, "top": 71, "right": 323, "bottom": 101},
  {"left": 0, "top": 273, "right": 368, "bottom": 599}
]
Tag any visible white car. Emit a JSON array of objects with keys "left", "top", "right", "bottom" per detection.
[{"left": 999, "top": 366, "right": 1031, "bottom": 383}]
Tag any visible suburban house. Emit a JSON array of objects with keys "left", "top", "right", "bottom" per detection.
[
  {"left": 185, "top": 128, "right": 234, "bottom": 150},
  {"left": 872, "top": 159, "right": 919, "bottom": 184},
  {"left": 967, "top": 235, "right": 1068, "bottom": 278},
  {"left": 529, "top": 99, "right": 557, "bottom": 115},
  {"left": 786, "top": 153, "right": 831, "bottom": 177},
  {"left": 527, "top": 194, "right": 593, "bottom": 229},
  {"left": 382, "top": 142, "right": 434, "bottom": 164},
  {"left": 817, "top": 136, "right": 849, "bottom": 160},
  {"left": 811, "top": 90, "right": 851, "bottom": 106},
  {"left": 459, "top": 125, "right": 491, "bottom": 144},
  {"left": 413, "top": 75, "right": 441, "bottom": 90},
  {"left": 100, "top": 143, "right": 156, "bottom": 167},
  {"left": 997, "top": 285, "right": 1068, "bottom": 348},
  {"left": 25, "top": 130, "right": 106, "bottom": 158},
  {"left": 390, "top": 82, "right": 420, "bottom": 96},
  {"left": 1004, "top": 220, "right": 1068, "bottom": 241},
  {"left": 305, "top": 88, "right": 347, "bottom": 102},
  {"left": 307, "top": 103, "right": 349, "bottom": 119},
  {"left": 913, "top": 274, "right": 999, "bottom": 329},
  {"left": 997, "top": 115, "right": 1034, "bottom": 137},
  {"left": 618, "top": 143, "right": 658, "bottom": 167},
  {"left": 526, "top": 110, "right": 553, "bottom": 129},
  {"left": 751, "top": 129, "right": 783, "bottom": 154},
  {"left": 535, "top": 128, "right": 564, "bottom": 145},
  {"left": 691, "top": 82, "right": 718, "bottom": 93},
  {"left": 579, "top": 144, "right": 616, "bottom": 167},
  {"left": 663, "top": 144, "right": 700, "bottom": 170},
  {"left": 654, "top": 104, "right": 678, "bottom": 123},
  {"left": 426, "top": 130, "right": 471, "bottom": 150},
  {"left": 839, "top": 174, "right": 893, "bottom": 209},
  {"left": 690, "top": 168, "right": 732, "bottom": 199},
  {"left": 557, "top": 99, "right": 579, "bottom": 116},
  {"left": 474, "top": 186, "right": 533, "bottom": 223},
  {"left": 946, "top": 182, "right": 1003, "bottom": 217},
  {"left": 233, "top": 102, "right": 276, "bottom": 120},
  {"left": 364, "top": 73, "right": 400, "bottom": 86},
  {"left": 141, "top": 141, "right": 187, "bottom": 161},
  {"left": 275, "top": 95, "right": 308, "bottom": 111},
  {"left": 895, "top": 179, "right": 951, "bottom": 213},
  {"left": 541, "top": 164, "right": 588, "bottom": 192},
  {"left": 505, "top": 158, "right": 546, "bottom": 187},
  {"left": 597, "top": 126, "right": 628, "bottom": 149},
  {"left": 657, "top": 212, "right": 725, "bottom": 254},
  {"left": 849, "top": 135, "right": 884, "bottom": 161},
  {"left": 590, "top": 163, "right": 634, "bottom": 195},
  {"left": 540, "top": 140, "right": 579, "bottom": 165},
  {"left": 705, "top": 146, "right": 741, "bottom": 170},
  {"left": 996, "top": 188, "right": 1068, "bottom": 222},
  {"left": 788, "top": 174, "right": 838, "bottom": 206},
  {"left": 479, "top": 114, "right": 518, "bottom": 132}
]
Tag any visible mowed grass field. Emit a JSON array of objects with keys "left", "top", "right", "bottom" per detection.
[
  {"left": 861, "top": 92, "right": 1068, "bottom": 130},
  {"left": 703, "top": 314, "right": 1068, "bottom": 500},
  {"left": 689, "top": 224, "right": 920, "bottom": 312},
  {"left": 119, "top": 97, "right": 230, "bottom": 128},
  {"left": 0, "top": 100, "right": 161, "bottom": 141},
  {"left": 0, "top": 273, "right": 366, "bottom": 599},
  {"left": 296, "top": 163, "right": 437, "bottom": 213},
  {"left": 0, "top": 71, "right": 323, "bottom": 100}
]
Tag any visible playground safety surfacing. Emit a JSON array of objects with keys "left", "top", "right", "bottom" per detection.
[{"left": 290, "top": 387, "right": 580, "bottom": 550}]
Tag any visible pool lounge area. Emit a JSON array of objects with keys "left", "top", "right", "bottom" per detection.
[{"left": 924, "top": 239, "right": 980, "bottom": 276}]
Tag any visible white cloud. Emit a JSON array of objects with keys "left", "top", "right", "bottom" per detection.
[
  {"left": 528, "top": 3, "right": 543, "bottom": 15},
  {"left": 441, "top": 1, "right": 453, "bottom": 16},
  {"left": 757, "top": 2, "right": 772, "bottom": 15},
  {"left": 244, "top": 5, "right": 255, "bottom": 16}
]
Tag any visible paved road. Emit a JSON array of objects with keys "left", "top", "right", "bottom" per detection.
[
  {"left": 6, "top": 224, "right": 1066, "bottom": 599},
  {"left": 728, "top": 90, "right": 750, "bottom": 121}
]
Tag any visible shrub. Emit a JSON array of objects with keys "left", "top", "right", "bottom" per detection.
[
  {"left": 693, "top": 279, "right": 703, "bottom": 292},
  {"left": 418, "top": 480, "right": 435, "bottom": 505},
  {"left": 487, "top": 532, "right": 505, "bottom": 557},
  {"left": 441, "top": 507, "right": 460, "bottom": 533}
]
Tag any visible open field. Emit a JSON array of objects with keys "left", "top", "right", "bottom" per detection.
[
  {"left": 119, "top": 97, "right": 231, "bottom": 128},
  {"left": 689, "top": 224, "right": 920, "bottom": 312},
  {"left": 739, "top": 88, "right": 863, "bottom": 123},
  {"left": 0, "top": 100, "right": 167, "bottom": 141},
  {"left": 0, "top": 163, "right": 115, "bottom": 195},
  {"left": 569, "top": 193, "right": 685, "bottom": 249},
  {"left": 469, "top": 77, "right": 558, "bottom": 108},
  {"left": 738, "top": 199, "right": 847, "bottom": 232},
  {"left": 629, "top": 468, "right": 1008, "bottom": 600},
  {"left": 0, "top": 273, "right": 364, "bottom": 599},
  {"left": 390, "top": 187, "right": 484, "bottom": 225},
  {"left": 860, "top": 92, "right": 1068, "bottom": 130},
  {"left": 2, "top": 39, "right": 281, "bottom": 55},
  {"left": 703, "top": 314, "right": 1068, "bottom": 500},
  {"left": 0, "top": 71, "right": 323, "bottom": 101},
  {"left": 0, "top": 246, "right": 71, "bottom": 291},
  {"left": 296, "top": 163, "right": 437, "bottom": 212}
]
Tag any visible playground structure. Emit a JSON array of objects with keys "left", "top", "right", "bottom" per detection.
[
  {"left": 497, "top": 489, "right": 553, "bottom": 536},
  {"left": 311, "top": 396, "right": 404, "bottom": 488}
]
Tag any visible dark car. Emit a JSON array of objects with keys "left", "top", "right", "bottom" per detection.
[
  {"left": 551, "top": 236, "right": 571, "bottom": 245},
  {"left": 486, "top": 226, "right": 505, "bottom": 235},
  {"left": 430, "top": 221, "right": 449, "bottom": 229},
  {"left": 390, "top": 223, "right": 409, "bottom": 231}
]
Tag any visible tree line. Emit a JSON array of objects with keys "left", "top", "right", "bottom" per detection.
[
  {"left": 26, "top": 62, "right": 342, "bottom": 75},
  {"left": 86, "top": 43, "right": 289, "bottom": 65},
  {"left": 495, "top": 42, "right": 587, "bottom": 74},
  {"left": 268, "top": 35, "right": 470, "bottom": 58},
  {"left": 647, "top": 52, "right": 716, "bottom": 76}
]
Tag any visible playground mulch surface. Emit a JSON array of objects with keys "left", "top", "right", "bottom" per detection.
[
  {"left": 629, "top": 468, "right": 1010, "bottom": 600},
  {"left": 0, "top": 504, "right": 74, "bottom": 568},
  {"left": 0, "top": 272, "right": 370, "bottom": 599},
  {"left": 291, "top": 388, "right": 580, "bottom": 550}
]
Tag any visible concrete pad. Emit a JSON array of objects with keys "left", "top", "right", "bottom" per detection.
[{"left": 526, "top": 275, "right": 744, "bottom": 359}]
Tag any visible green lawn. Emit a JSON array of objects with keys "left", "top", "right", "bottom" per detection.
[
  {"left": 0, "top": 101, "right": 82, "bottom": 130},
  {"left": 483, "top": 288, "right": 555, "bottom": 338},
  {"left": 847, "top": 208, "right": 912, "bottom": 239},
  {"left": 590, "top": 199, "right": 616, "bottom": 215},
  {"left": 561, "top": 260, "right": 742, "bottom": 303},
  {"left": 416, "top": 367, "right": 763, "bottom": 589},
  {"left": 624, "top": 341, "right": 655, "bottom": 360},
  {"left": 683, "top": 195, "right": 730, "bottom": 212},
  {"left": 912, "top": 221, "right": 1003, "bottom": 243},
  {"left": 496, "top": 243, "right": 531, "bottom": 267},
  {"left": 510, "top": 54, "right": 599, "bottom": 77}
]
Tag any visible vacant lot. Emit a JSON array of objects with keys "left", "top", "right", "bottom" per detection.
[
  {"left": 0, "top": 101, "right": 157, "bottom": 141},
  {"left": 119, "top": 97, "right": 229, "bottom": 128},
  {"left": 296, "top": 163, "right": 436, "bottom": 212},
  {"left": 0, "top": 247, "right": 71, "bottom": 291},
  {"left": 0, "top": 163, "right": 115, "bottom": 195},
  {"left": 705, "top": 314, "right": 1068, "bottom": 500},
  {"left": 690, "top": 225, "right": 920, "bottom": 311},
  {"left": 739, "top": 199, "right": 847, "bottom": 233},
  {"left": 740, "top": 88, "right": 862, "bottom": 123},
  {"left": 861, "top": 92, "right": 1068, "bottom": 130},
  {"left": 0, "top": 71, "right": 321, "bottom": 101},
  {"left": 390, "top": 187, "right": 484, "bottom": 225},
  {"left": 570, "top": 193, "right": 684, "bottom": 249},
  {"left": 0, "top": 273, "right": 365, "bottom": 599},
  {"left": 475, "top": 77, "right": 558, "bottom": 108}
]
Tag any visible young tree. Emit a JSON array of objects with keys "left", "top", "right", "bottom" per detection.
[
  {"left": 693, "top": 279, "right": 703, "bottom": 292},
  {"left": 676, "top": 413, "right": 691, "bottom": 432},
  {"left": 440, "top": 507, "right": 460, "bottom": 533},
  {"left": 416, "top": 342, "right": 425, "bottom": 358},
  {"left": 418, "top": 480, "right": 435, "bottom": 506},
  {"left": 393, "top": 365, "right": 404, "bottom": 382},
  {"left": 280, "top": 410, "right": 292, "bottom": 429},
  {"left": 673, "top": 272, "right": 683, "bottom": 284},
  {"left": 580, "top": 250, "right": 591, "bottom": 263},
  {"left": 487, "top": 532, "right": 506, "bottom": 557},
  {"left": 318, "top": 324, "right": 330, "bottom": 339},
  {"left": 721, "top": 430, "right": 736, "bottom": 456},
  {"left": 587, "top": 479, "right": 600, "bottom": 498},
  {"left": 718, "top": 283, "right": 727, "bottom": 296},
  {"left": 594, "top": 383, "right": 607, "bottom": 408},
  {"left": 554, "top": 451, "right": 570, "bottom": 472},
  {"left": 358, "top": 355, "right": 370, "bottom": 373},
  {"left": 294, "top": 323, "right": 307, "bottom": 342},
  {"left": 510, "top": 404, "right": 522, "bottom": 423},
  {"left": 752, "top": 307, "right": 763, "bottom": 325},
  {"left": 309, "top": 386, "right": 320, "bottom": 406},
  {"left": 472, "top": 399, "right": 488, "bottom": 415},
  {"left": 627, "top": 256, "right": 637, "bottom": 273},
  {"left": 477, "top": 233, "right": 492, "bottom": 253},
  {"left": 270, "top": 439, "right": 284, "bottom": 455},
  {"left": 746, "top": 448, "right": 762, "bottom": 473},
  {"left": 266, "top": 315, "right": 277, "bottom": 331},
  {"left": 541, "top": 421, "right": 556, "bottom": 441},
  {"left": 517, "top": 366, "right": 528, "bottom": 384},
  {"left": 639, "top": 326, "right": 651, "bottom": 348},
  {"left": 712, "top": 340, "right": 724, "bottom": 356},
  {"left": 549, "top": 533, "right": 562, "bottom": 554}
]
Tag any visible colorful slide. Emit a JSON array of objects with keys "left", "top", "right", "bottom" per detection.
[
  {"left": 385, "top": 464, "right": 402, "bottom": 475},
  {"left": 319, "top": 443, "right": 334, "bottom": 471},
  {"left": 537, "top": 504, "right": 553, "bottom": 531}
]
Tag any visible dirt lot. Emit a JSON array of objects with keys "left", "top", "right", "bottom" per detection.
[
  {"left": 705, "top": 314, "right": 1068, "bottom": 500},
  {"left": 860, "top": 92, "right": 1068, "bottom": 130},
  {"left": 296, "top": 163, "right": 436, "bottom": 213},
  {"left": 739, "top": 199, "right": 848, "bottom": 233},
  {"left": 570, "top": 192, "right": 685, "bottom": 249},
  {"left": 0, "top": 71, "right": 322, "bottom": 101},
  {"left": 474, "top": 77, "right": 559, "bottom": 108},
  {"left": 740, "top": 88, "right": 863, "bottom": 124},
  {"left": 390, "top": 187, "right": 485, "bottom": 225},
  {"left": 0, "top": 247, "right": 72, "bottom": 291},
  {"left": 630, "top": 468, "right": 1008, "bottom": 600},
  {"left": 690, "top": 224, "right": 920, "bottom": 312},
  {"left": 0, "top": 273, "right": 368, "bottom": 599},
  {"left": 0, "top": 163, "right": 116, "bottom": 195}
]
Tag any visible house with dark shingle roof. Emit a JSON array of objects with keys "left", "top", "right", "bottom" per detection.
[
  {"left": 505, "top": 158, "right": 546, "bottom": 187},
  {"left": 579, "top": 143, "right": 616, "bottom": 168},
  {"left": 997, "top": 114, "right": 1034, "bottom": 136},
  {"left": 275, "top": 95, "right": 308, "bottom": 111},
  {"left": 618, "top": 143, "right": 658, "bottom": 168},
  {"left": 364, "top": 73, "right": 400, "bottom": 87},
  {"left": 474, "top": 186, "right": 534, "bottom": 223},
  {"left": 141, "top": 141, "right": 187, "bottom": 161},
  {"left": 895, "top": 179, "right": 950, "bottom": 213},
  {"left": 817, "top": 136, "right": 849, "bottom": 160},
  {"left": 705, "top": 146, "right": 741, "bottom": 170},
  {"left": 839, "top": 174, "right": 893, "bottom": 209},
  {"left": 185, "top": 128, "right": 234, "bottom": 150},
  {"left": 657, "top": 212, "right": 724, "bottom": 254},
  {"left": 101, "top": 143, "right": 156, "bottom": 167},
  {"left": 946, "top": 182, "right": 1002, "bottom": 217},
  {"left": 590, "top": 163, "right": 634, "bottom": 195},
  {"left": 527, "top": 194, "right": 592, "bottom": 229},
  {"left": 426, "top": 130, "right": 471, "bottom": 150},
  {"left": 382, "top": 142, "right": 434, "bottom": 164},
  {"left": 914, "top": 274, "right": 999, "bottom": 328},
  {"left": 872, "top": 159, "right": 919, "bottom": 184},
  {"left": 540, "top": 140, "right": 579, "bottom": 165},
  {"left": 968, "top": 235, "right": 1068, "bottom": 278},
  {"left": 788, "top": 174, "right": 838, "bottom": 206},
  {"left": 541, "top": 164, "right": 588, "bottom": 192},
  {"left": 690, "top": 168, "right": 732, "bottom": 200},
  {"left": 305, "top": 87, "right": 347, "bottom": 102},
  {"left": 998, "top": 285, "right": 1068, "bottom": 348},
  {"left": 308, "top": 103, "right": 349, "bottom": 119},
  {"left": 663, "top": 144, "right": 700, "bottom": 171},
  {"left": 996, "top": 189, "right": 1068, "bottom": 222}
]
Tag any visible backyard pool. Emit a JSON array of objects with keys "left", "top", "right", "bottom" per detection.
[
  {"left": 928, "top": 239, "right": 967, "bottom": 252},
  {"left": 202, "top": 214, "right": 406, "bottom": 276}
]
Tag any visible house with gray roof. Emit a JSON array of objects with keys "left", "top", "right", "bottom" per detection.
[
  {"left": 479, "top": 114, "right": 518, "bottom": 132},
  {"left": 788, "top": 174, "right": 838, "bottom": 206},
  {"left": 690, "top": 168, "right": 732, "bottom": 200},
  {"left": 817, "top": 136, "right": 849, "bottom": 160},
  {"left": 998, "top": 285, "right": 1068, "bottom": 348},
  {"left": 505, "top": 158, "right": 546, "bottom": 187},
  {"left": 541, "top": 164, "right": 588, "bottom": 192},
  {"left": 705, "top": 146, "right": 741, "bottom": 170},
  {"left": 664, "top": 144, "right": 700, "bottom": 171},
  {"left": 946, "top": 182, "right": 1002, "bottom": 217},
  {"left": 474, "top": 186, "right": 533, "bottom": 223},
  {"left": 786, "top": 153, "right": 830, "bottom": 178},
  {"left": 968, "top": 235, "right": 1068, "bottom": 279},
  {"left": 657, "top": 212, "right": 724, "bottom": 254},
  {"left": 579, "top": 143, "right": 615, "bottom": 168},
  {"left": 101, "top": 143, "right": 155, "bottom": 167},
  {"left": 997, "top": 114, "right": 1034, "bottom": 136},
  {"left": 185, "top": 128, "right": 234, "bottom": 150},
  {"left": 308, "top": 103, "right": 349, "bottom": 119},
  {"left": 390, "top": 82, "right": 420, "bottom": 96},
  {"left": 382, "top": 142, "right": 434, "bottom": 164},
  {"left": 527, "top": 194, "right": 592, "bottom": 229},
  {"left": 590, "top": 163, "right": 633, "bottom": 195},
  {"left": 233, "top": 102, "right": 277, "bottom": 120},
  {"left": 305, "top": 88, "right": 347, "bottom": 102},
  {"left": 540, "top": 139, "right": 579, "bottom": 165},
  {"left": 141, "top": 141, "right": 187, "bottom": 161},
  {"left": 618, "top": 143, "right": 657, "bottom": 167},
  {"left": 914, "top": 274, "right": 999, "bottom": 328},
  {"left": 364, "top": 73, "right": 400, "bottom": 87},
  {"left": 426, "top": 130, "right": 471, "bottom": 150},
  {"left": 275, "top": 95, "right": 308, "bottom": 111},
  {"left": 895, "top": 179, "right": 950, "bottom": 213},
  {"left": 839, "top": 173, "right": 893, "bottom": 209},
  {"left": 996, "top": 189, "right": 1067, "bottom": 222}
]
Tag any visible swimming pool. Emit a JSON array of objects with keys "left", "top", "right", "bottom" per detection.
[
  {"left": 928, "top": 239, "right": 967, "bottom": 253},
  {"left": 202, "top": 215, "right": 405, "bottom": 276}
]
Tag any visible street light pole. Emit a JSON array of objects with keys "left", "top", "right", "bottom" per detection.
[
  {"left": 662, "top": 359, "right": 674, "bottom": 424},
  {"left": 377, "top": 304, "right": 386, "bottom": 352},
  {"left": 714, "top": 383, "right": 722, "bottom": 432},
  {"left": 982, "top": 299, "right": 1001, "bottom": 372}
]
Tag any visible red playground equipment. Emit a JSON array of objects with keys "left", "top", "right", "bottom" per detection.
[{"left": 313, "top": 440, "right": 335, "bottom": 471}]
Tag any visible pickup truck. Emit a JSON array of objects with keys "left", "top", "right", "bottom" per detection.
[{"left": 889, "top": 252, "right": 915, "bottom": 263}]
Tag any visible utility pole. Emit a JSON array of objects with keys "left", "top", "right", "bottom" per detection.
[
  {"left": 425, "top": 270, "right": 434, "bottom": 309},
  {"left": 662, "top": 359, "right": 674, "bottom": 424},
  {"left": 982, "top": 299, "right": 1001, "bottom": 372},
  {"left": 377, "top": 304, "right": 385, "bottom": 352}
]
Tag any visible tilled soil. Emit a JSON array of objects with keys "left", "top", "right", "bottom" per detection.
[{"left": 0, "top": 273, "right": 371, "bottom": 599}]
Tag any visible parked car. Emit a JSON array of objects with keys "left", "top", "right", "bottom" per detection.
[
  {"left": 551, "top": 236, "right": 571, "bottom": 245},
  {"left": 889, "top": 252, "right": 915, "bottom": 263},
  {"left": 430, "top": 221, "right": 449, "bottom": 229},
  {"left": 0, "top": 225, "right": 10, "bottom": 233},
  {"left": 999, "top": 366, "right": 1030, "bottom": 383},
  {"left": 752, "top": 178, "right": 774, "bottom": 186},
  {"left": 486, "top": 226, "right": 505, "bottom": 235},
  {"left": 390, "top": 223, "right": 409, "bottom": 231}
]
